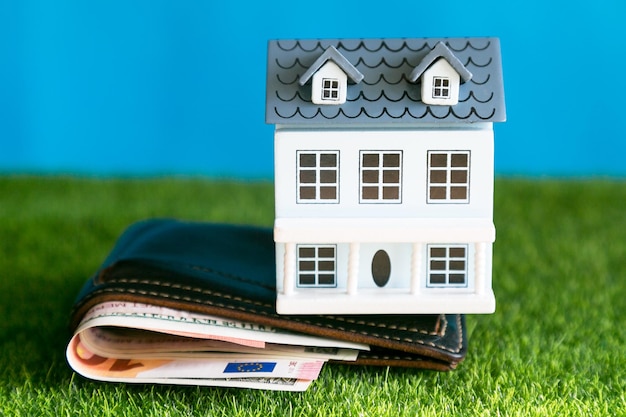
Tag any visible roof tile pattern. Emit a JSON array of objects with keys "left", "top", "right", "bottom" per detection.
[{"left": 266, "top": 38, "right": 506, "bottom": 125}]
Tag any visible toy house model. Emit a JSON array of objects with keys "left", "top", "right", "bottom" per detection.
[{"left": 265, "top": 38, "right": 506, "bottom": 315}]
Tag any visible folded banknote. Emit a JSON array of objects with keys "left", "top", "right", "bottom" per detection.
[{"left": 67, "top": 301, "right": 366, "bottom": 391}]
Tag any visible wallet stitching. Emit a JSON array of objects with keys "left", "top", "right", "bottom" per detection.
[
  {"left": 107, "top": 277, "right": 442, "bottom": 335},
  {"left": 86, "top": 279, "right": 464, "bottom": 354}
]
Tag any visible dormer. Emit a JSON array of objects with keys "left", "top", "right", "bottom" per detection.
[
  {"left": 409, "top": 42, "right": 472, "bottom": 106},
  {"left": 299, "top": 46, "right": 363, "bottom": 105}
]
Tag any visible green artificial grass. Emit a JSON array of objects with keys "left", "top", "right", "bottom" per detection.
[{"left": 0, "top": 175, "right": 625, "bottom": 416}]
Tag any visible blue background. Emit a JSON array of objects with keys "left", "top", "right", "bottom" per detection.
[{"left": 1, "top": 0, "right": 625, "bottom": 179}]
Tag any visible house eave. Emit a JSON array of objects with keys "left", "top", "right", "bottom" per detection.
[
  {"left": 274, "top": 218, "right": 496, "bottom": 243},
  {"left": 274, "top": 121, "right": 494, "bottom": 132}
]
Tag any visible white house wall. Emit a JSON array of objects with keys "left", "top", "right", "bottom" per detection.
[
  {"left": 273, "top": 125, "right": 496, "bottom": 314},
  {"left": 274, "top": 127, "right": 494, "bottom": 219},
  {"left": 275, "top": 241, "right": 495, "bottom": 314}
]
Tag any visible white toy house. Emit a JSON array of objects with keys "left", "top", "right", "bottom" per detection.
[{"left": 265, "top": 38, "right": 506, "bottom": 315}]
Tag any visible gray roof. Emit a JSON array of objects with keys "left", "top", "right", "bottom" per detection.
[
  {"left": 266, "top": 37, "right": 506, "bottom": 125},
  {"left": 299, "top": 45, "right": 364, "bottom": 86}
]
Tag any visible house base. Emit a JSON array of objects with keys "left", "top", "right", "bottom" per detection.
[{"left": 276, "top": 290, "right": 496, "bottom": 315}]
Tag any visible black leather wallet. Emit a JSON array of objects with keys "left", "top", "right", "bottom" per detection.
[{"left": 70, "top": 219, "right": 467, "bottom": 371}]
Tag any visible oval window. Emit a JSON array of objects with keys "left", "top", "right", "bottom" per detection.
[{"left": 371, "top": 250, "right": 391, "bottom": 287}]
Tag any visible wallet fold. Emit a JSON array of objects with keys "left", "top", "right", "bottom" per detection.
[{"left": 70, "top": 219, "right": 467, "bottom": 371}]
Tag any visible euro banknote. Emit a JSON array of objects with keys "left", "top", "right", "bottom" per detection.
[{"left": 67, "top": 301, "right": 368, "bottom": 391}]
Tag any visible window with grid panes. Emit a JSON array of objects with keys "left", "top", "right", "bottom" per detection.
[
  {"left": 360, "top": 151, "right": 402, "bottom": 203},
  {"left": 297, "top": 151, "right": 339, "bottom": 203},
  {"left": 432, "top": 76, "right": 450, "bottom": 99},
  {"left": 427, "top": 245, "right": 468, "bottom": 287},
  {"left": 296, "top": 245, "right": 337, "bottom": 287},
  {"left": 427, "top": 151, "right": 470, "bottom": 203},
  {"left": 321, "top": 78, "right": 340, "bottom": 101}
]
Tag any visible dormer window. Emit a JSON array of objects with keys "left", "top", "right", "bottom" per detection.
[
  {"left": 299, "top": 46, "right": 363, "bottom": 106},
  {"left": 409, "top": 42, "right": 473, "bottom": 106},
  {"left": 322, "top": 78, "right": 340, "bottom": 102},
  {"left": 308, "top": 62, "right": 347, "bottom": 105}
]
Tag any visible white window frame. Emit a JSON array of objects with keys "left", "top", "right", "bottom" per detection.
[
  {"left": 296, "top": 150, "right": 339, "bottom": 203},
  {"left": 427, "top": 150, "right": 470, "bottom": 204},
  {"left": 296, "top": 244, "right": 337, "bottom": 288},
  {"left": 359, "top": 151, "right": 402, "bottom": 203},
  {"left": 426, "top": 244, "right": 469, "bottom": 288},
  {"left": 321, "top": 78, "right": 340, "bottom": 102},
  {"left": 432, "top": 76, "right": 451, "bottom": 99}
]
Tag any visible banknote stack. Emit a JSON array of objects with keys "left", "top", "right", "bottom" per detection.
[{"left": 66, "top": 301, "right": 369, "bottom": 391}]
